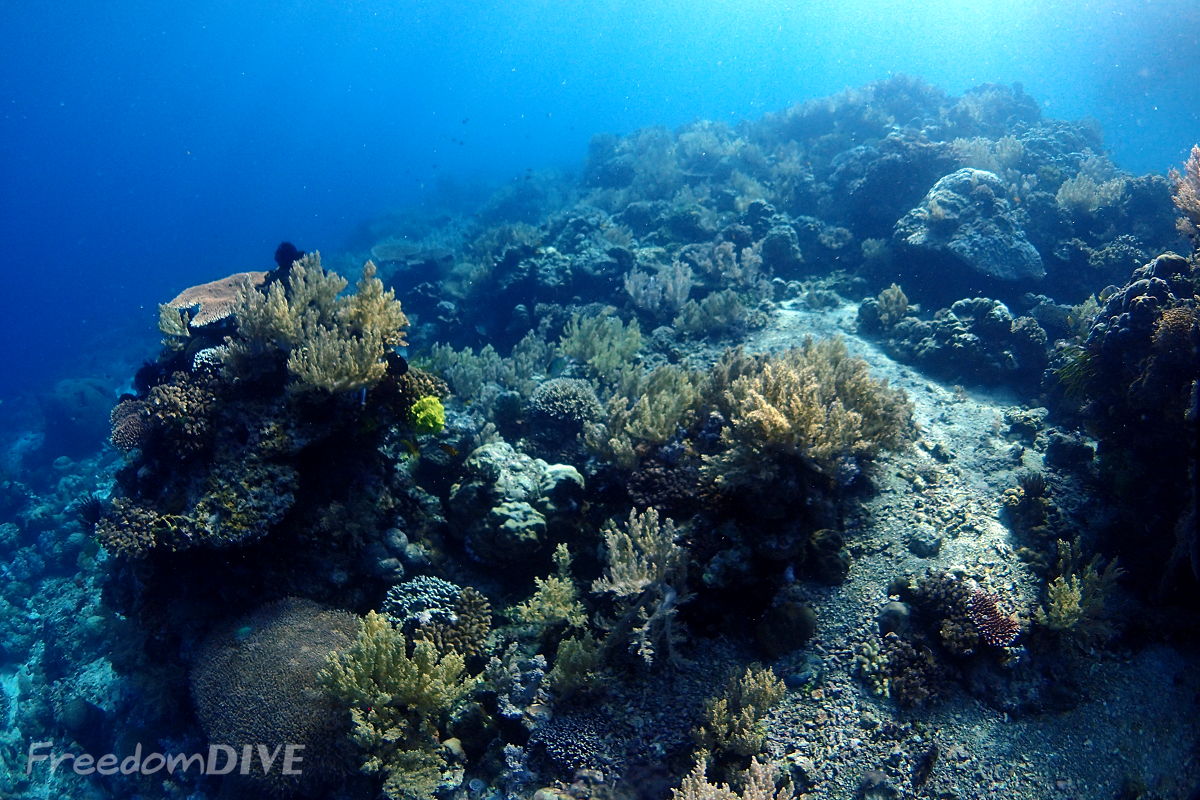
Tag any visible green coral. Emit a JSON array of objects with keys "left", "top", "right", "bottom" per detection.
[
  {"left": 231, "top": 253, "right": 408, "bottom": 393},
  {"left": 407, "top": 395, "right": 445, "bottom": 435},
  {"left": 321, "top": 611, "right": 474, "bottom": 800},
  {"left": 1035, "top": 538, "right": 1124, "bottom": 642},
  {"left": 693, "top": 664, "right": 785, "bottom": 761},
  {"left": 559, "top": 309, "right": 642, "bottom": 384},
  {"left": 512, "top": 544, "right": 587, "bottom": 635}
]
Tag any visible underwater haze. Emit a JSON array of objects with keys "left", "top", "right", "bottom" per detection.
[
  {"left": 4, "top": 3, "right": 1200, "bottom": 799},
  {"left": 1, "top": 0, "right": 1198, "bottom": 400}
]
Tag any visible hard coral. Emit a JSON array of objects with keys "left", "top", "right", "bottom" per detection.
[
  {"left": 190, "top": 598, "right": 360, "bottom": 799},
  {"left": 966, "top": 586, "right": 1021, "bottom": 647},
  {"left": 164, "top": 270, "right": 268, "bottom": 328}
]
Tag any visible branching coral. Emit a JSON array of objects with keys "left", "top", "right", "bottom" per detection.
[
  {"left": 321, "top": 611, "right": 474, "bottom": 800},
  {"left": 559, "top": 310, "right": 642, "bottom": 385},
  {"left": 1169, "top": 144, "right": 1200, "bottom": 242},
  {"left": 672, "top": 757, "right": 796, "bottom": 800},
  {"left": 693, "top": 665, "right": 785, "bottom": 760},
  {"left": 1035, "top": 538, "right": 1123, "bottom": 642},
  {"left": 230, "top": 253, "right": 408, "bottom": 392},
  {"left": 703, "top": 337, "right": 911, "bottom": 488},
  {"left": 513, "top": 543, "right": 588, "bottom": 635},
  {"left": 592, "top": 507, "right": 692, "bottom": 665}
]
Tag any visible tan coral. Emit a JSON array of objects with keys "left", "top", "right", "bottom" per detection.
[{"left": 165, "top": 270, "right": 269, "bottom": 327}]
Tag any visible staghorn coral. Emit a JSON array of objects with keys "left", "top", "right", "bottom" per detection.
[
  {"left": 703, "top": 337, "right": 911, "bottom": 489},
  {"left": 966, "top": 586, "right": 1021, "bottom": 647},
  {"left": 592, "top": 507, "right": 692, "bottom": 665},
  {"left": 164, "top": 270, "right": 269, "bottom": 328},
  {"left": 321, "top": 611, "right": 474, "bottom": 800},
  {"left": 190, "top": 598, "right": 359, "bottom": 798},
  {"left": 1169, "top": 143, "right": 1200, "bottom": 242}
]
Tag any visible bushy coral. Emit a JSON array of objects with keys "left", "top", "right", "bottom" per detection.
[
  {"left": 407, "top": 395, "right": 445, "bottom": 435},
  {"left": 321, "top": 611, "right": 474, "bottom": 800},
  {"left": 232, "top": 253, "right": 408, "bottom": 392},
  {"left": 592, "top": 507, "right": 691, "bottom": 665},
  {"left": 672, "top": 757, "right": 796, "bottom": 800},
  {"left": 693, "top": 664, "right": 785, "bottom": 761},
  {"left": 1034, "top": 539, "right": 1123, "bottom": 642},
  {"left": 703, "top": 337, "right": 911, "bottom": 489}
]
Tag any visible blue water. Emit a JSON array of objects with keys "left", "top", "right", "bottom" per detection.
[{"left": 1, "top": 0, "right": 1197, "bottom": 401}]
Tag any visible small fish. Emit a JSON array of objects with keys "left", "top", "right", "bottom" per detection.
[
  {"left": 400, "top": 439, "right": 420, "bottom": 458},
  {"left": 547, "top": 356, "right": 569, "bottom": 377},
  {"left": 438, "top": 444, "right": 459, "bottom": 458}
]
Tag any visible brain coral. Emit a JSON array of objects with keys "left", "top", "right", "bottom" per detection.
[{"left": 190, "top": 598, "right": 362, "bottom": 798}]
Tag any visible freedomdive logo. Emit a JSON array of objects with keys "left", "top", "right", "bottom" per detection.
[{"left": 25, "top": 741, "right": 305, "bottom": 777}]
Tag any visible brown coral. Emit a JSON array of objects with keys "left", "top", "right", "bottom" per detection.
[
  {"left": 110, "top": 398, "right": 150, "bottom": 453},
  {"left": 1169, "top": 144, "right": 1200, "bottom": 241},
  {"left": 966, "top": 586, "right": 1020, "bottom": 647},
  {"left": 165, "top": 270, "right": 269, "bottom": 327},
  {"left": 417, "top": 586, "right": 493, "bottom": 659},
  {"left": 191, "top": 598, "right": 359, "bottom": 798}
]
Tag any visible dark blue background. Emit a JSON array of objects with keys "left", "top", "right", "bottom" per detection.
[{"left": 2, "top": 0, "right": 1197, "bottom": 401}]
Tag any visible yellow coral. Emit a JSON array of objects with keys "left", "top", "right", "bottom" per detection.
[
  {"left": 694, "top": 665, "right": 785, "bottom": 759},
  {"left": 704, "top": 337, "right": 911, "bottom": 486}
]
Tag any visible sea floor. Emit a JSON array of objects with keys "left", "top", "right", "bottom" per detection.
[{"left": 725, "top": 299, "right": 1200, "bottom": 800}]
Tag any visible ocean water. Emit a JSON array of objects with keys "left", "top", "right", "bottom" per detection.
[
  {"left": 2, "top": 0, "right": 1198, "bottom": 401},
  {"left": 1, "top": 2, "right": 1199, "bottom": 799}
]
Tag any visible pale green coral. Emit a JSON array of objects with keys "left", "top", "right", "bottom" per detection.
[
  {"left": 230, "top": 253, "right": 408, "bottom": 393},
  {"left": 320, "top": 611, "right": 474, "bottom": 800},
  {"left": 512, "top": 544, "right": 587, "bottom": 633},
  {"left": 592, "top": 508, "right": 692, "bottom": 665},
  {"left": 407, "top": 395, "right": 445, "bottom": 435},
  {"left": 1034, "top": 538, "right": 1123, "bottom": 642},
  {"left": 560, "top": 309, "right": 642, "bottom": 384},
  {"left": 693, "top": 664, "right": 785, "bottom": 759}
]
